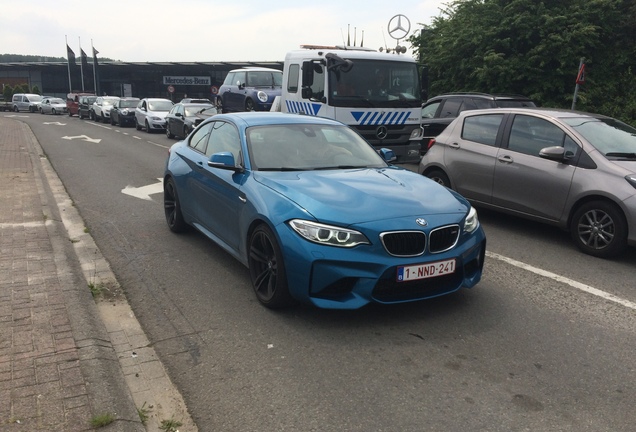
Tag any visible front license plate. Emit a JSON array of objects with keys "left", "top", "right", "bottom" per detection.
[{"left": 397, "top": 259, "right": 456, "bottom": 282}]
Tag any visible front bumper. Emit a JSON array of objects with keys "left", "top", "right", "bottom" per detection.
[{"left": 277, "top": 220, "right": 486, "bottom": 309}]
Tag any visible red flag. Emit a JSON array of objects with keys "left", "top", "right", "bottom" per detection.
[{"left": 576, "top": 63, "right": 586, "bottom": 85}]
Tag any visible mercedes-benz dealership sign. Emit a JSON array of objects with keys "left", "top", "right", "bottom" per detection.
[{"left": 163, "top": 76, "right": 211, "bottom": 85}]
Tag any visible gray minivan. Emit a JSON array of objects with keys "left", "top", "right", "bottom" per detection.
[{"left": 12, "top": 93, "right": 43, "bottom": 112}]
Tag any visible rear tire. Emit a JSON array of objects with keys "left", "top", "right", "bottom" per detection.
[{"left": 164, "top": 177, "right": 188, "bottom": 233}]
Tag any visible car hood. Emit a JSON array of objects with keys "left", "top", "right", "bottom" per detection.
[{"left": 253, "top": 167, "right": 469, "bottom": 225}]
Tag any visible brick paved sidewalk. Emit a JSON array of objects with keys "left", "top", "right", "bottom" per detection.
[{"left": 0, "top": 118, "right": 144, "bottom": 431}]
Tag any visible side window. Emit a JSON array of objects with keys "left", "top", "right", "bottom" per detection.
[
  {"left": 459, "top": 98, "right": 478, "bottom": 113},
  {"left": 206, "top": 121, "right": 241, "bottom": 159},
  {"left": 223, "top": 72, "right": 235, "bottom": 86},
  {"left": 309, "top": 64, "right": 324, "bottom": 99},
  {"left": 287, "top": 64, "right": 299, "bottom": 93},
  {"left": 508, "top": 115, "right": 566, "bottom": 156},
  {"left": 439, "top": 99, "right": 462, "bottom": 118},
  {"left": 234, "top": 71, "right": 246, "bottom": 87},
  {"left": 461, "top": 114, "right": 504, "bottom": 146},
  {"left": 421, "top": 101, "right": 441, "bottom": 119},
  {"left": 188, "top": 122, "right": 213, "bottom": 154}
]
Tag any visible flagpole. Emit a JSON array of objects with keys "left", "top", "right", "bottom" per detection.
[
  {"left": 79, "top": 37, "right": 85, "bottom": 91},
  {"left": 66, "top": 35, "right": 72, "bottom": 93},
  {"left": 92, "top": 40, "right": 98, "bottom": 95}
]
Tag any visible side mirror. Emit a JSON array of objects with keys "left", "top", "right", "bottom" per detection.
[
  {"left": 208, "top": 152, "right": 243, "bottom": 172},
  {"left": 379, "top": 148, "right": 397, "bottom": 163},
  {"left": 539, "top": 146, "right": 566, "bottom": 161}
]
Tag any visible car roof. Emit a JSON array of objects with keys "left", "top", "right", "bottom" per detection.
[
  {"left": 228, "top": 67, "right": 282, "bottom": 73},
  {"left": 208, "top": 111, "right": 344, "bottom": 127},
  {"left": 457, "top": 106, "right": 615, "bottom": 121},
  {"left": 427, "top": 92, "right": 533, "bottom": 102}
]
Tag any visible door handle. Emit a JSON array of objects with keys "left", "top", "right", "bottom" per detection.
[{"left": 497, "top": 155, "right": 513, "bottom": 163}]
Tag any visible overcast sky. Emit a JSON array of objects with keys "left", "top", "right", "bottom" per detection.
[{"left": 2, "top": 0, "right": 443, "bottom": 62}]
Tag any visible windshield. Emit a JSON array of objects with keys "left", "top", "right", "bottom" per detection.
[
  {"left": 103, "top": 98, "right": 118, "bottom": 106},
  {"left": 50, "top": 98, "right": 65, "bottom": 104},
  {"left": 329, "top": 59, "right": 421, "bottom": 108},
  {"left": 564, "top": 117, "right": 636, "bottom": 158},
  {"left": 28, "top": 95, "right": 43, "bottom": 102},
  {"left": 247, "top": 124, "right": 387, "bottom": 171},
  {"left": 148, "top": 100, "right": 173, "bottom": 111},
  {"left": 120, "top": 100, "right": 138, "bottom": 108}
]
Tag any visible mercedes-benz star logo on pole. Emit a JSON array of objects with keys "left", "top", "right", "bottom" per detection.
[
  {"left": 388, "top": 14, "right": 411, "bottom": 40},
  {"left": 376, "top": 126, "right": 388, "bottom": 140}
]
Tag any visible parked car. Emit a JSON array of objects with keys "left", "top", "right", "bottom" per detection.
[
  {"left": 92, "top": 96, "right": 120, "bottom": 122},
  {"left": 110, "top": 97, "right": 140, "bottom": 127},
  {"left": 420, "top": 92, "right": 536, "bottom": 150},
  {"left": 39, "top": 97, "right": 68, "bottom": 115},
  {"left": 66, "top": 92, "right": 94, "bottom": 117},
  {"left": 419, "top": 107, "right": 636, "bottom": 258},
  {"left": 78, "top": 95, "right": 97, "bottom": 119},
  {"left": 135, "top": 98, "right": 173, "bottom": 133},
  {"left": 217, "top": 67, "right": 282, "bottom": 113},
  {"left": 12, "top": 93, "right": 43, "bottom": 112},
  {"left": 180, "top": 98, "right": 211, "bottom": 104},
  {"left": 164, "top": 112, "right": 486, "bottom": 309},
  {"left": 165, "top": 102, "right": 218, "bottom": 139},
  {"left": 0, "top": 96, "right": 13, "bottom": 112}
]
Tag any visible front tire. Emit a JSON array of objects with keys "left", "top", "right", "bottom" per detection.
[
  {"left": 570, "top": 201, "right": 627, "bottom": 258},
  {"left": 166, "top": 125, "right": 174, "bottom": 139},
  {"left": 245, "top": 98, "right": 255, "bottom": 111},
  {"left": 164, "top": 177, "right": 188, "bottom": 233},
  {"left": 135, "top": 118, "right": 142, "bottom": 130},
  {"left": 248, "top": 225, "right": 294, "bottom": 308},
  {"left": 145, "top": 120, "right": 152, "bottom": 133}
]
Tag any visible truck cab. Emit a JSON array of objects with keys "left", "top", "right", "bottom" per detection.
[{"left": 280, "top": 46, "right": 424, "bottom": 163}]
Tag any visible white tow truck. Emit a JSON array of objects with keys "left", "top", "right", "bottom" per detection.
[{"left": 273, "top": 45, "right": 425, "bottom": 163}]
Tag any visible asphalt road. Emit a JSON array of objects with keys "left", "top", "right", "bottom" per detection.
[{"left": 10, "top": 111, "right": 636, "bottom": 432}]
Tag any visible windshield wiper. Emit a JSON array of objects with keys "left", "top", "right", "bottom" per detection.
[
  {"left": 257, "top": 167, "right": 309, "bottom": 171},
  {"left": 605, "top": 152, "right": 636, "bottom": 159}
]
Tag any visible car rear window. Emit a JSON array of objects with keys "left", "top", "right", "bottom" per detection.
[{"left": 461, "top": 114, "right": 504, "bottom": 146}]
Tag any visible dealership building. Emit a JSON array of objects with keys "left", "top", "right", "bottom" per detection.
[{"left": 0, "top": 60, "right": 284, "bottom": 101}]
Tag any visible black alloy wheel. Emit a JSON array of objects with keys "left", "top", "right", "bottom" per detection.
[
  {"left": 248, "top": 225, "right": 294, "bottom": 308},
  {"left": 163, "top": 177, "right": 188, "bottom": 233},
  {"left": 570, "top": 200, "right": 628, "bottom": 258}
]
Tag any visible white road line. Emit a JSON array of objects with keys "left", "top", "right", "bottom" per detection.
[{"left": 486, "top": 251, "right": 636, "bottom": 310}]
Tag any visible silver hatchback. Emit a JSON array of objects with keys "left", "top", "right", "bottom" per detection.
[{"left": 419, "top": 107, "right": 636, "bottom": 258}]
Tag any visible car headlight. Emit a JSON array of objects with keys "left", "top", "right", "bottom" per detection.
[
  {"left": 257, "top": 91, "right": 268, "bottom": 103},
  {"left": 463, "top": 206, "right": 480, "bottom": 233},
  {"left": 289, "top": 219, "right": 370, "bottom": 248},
  {"left": 121, "top": 109, "right": 130, "bottom": 115}
]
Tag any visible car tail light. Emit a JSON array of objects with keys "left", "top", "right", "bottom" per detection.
[{"left": 426, "top": 138, "right": 436, "bottom": 151}]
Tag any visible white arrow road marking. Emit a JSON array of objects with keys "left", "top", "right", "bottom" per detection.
[
  {"left": 121, "top": 178, "right": 163, "bottom": 201},
  {"left": 3, "top": 114, "right": 30, "bottom": 118},
  {"left": 61, "top": 135, "right": 102, "bottom": 143},
  {"left": 43, "top": 121, "right": 67, "bottom": 125}
]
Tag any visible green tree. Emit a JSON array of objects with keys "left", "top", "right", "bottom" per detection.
[
  {"left": 3, "top": 84, "right": 13, "bottom": 101},
  {"left": 410, "top": 0, "right": 636, "bottom": 125}
]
